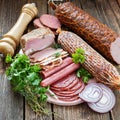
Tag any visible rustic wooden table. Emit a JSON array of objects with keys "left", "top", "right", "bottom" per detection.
[{"left": 0, "top": 0, "right": 120, "bottom": 120}]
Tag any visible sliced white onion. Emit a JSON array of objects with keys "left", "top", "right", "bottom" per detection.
[
  {"left": 88, "top": 83, "right": 116, "bottom": 113},
  {"left": 79, "top": 83, "right": 103, "bottom": 103}
]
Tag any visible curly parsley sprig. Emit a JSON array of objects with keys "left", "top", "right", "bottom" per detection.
[
  {"left": 72, "top": 48, "right": 92, "bottom": 83},
  {"left": 5, "top": 54, "right": 49, "bottom": 115},
  {"left": 72, "top": 48, "right": 85, "bottom": 64}
]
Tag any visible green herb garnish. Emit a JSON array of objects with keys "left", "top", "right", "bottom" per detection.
[
  {"left": 55, "top": 52, "right": 61, "bottom": 58},
  {"left": 52, "top": 43, "right": 61, "bottom": 49},
  {"left": 72, "top": 48, "right": 85, "bottom": 64},
  {"left": 5, "top": 54, "right": 13, "bottom": 63},
  {"left": 5, "top": 54, "right": 49, "bottom": 115},
  {"left": 77, "top": 67, "right": 92, "bottom": 83}
]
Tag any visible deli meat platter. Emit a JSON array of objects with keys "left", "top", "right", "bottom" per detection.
[{"left": 1, "top": 1, "right": 120, "bottom": 115}]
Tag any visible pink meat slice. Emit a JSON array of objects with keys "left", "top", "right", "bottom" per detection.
[
  {"left": 40, "top": 63, "right": 80, "bottom": 87},
  {"left": 58, "top": 95, "right": 80, "bottom": 102},
  {"left": 29, "top": 47, "right": 56, "bottom": 62},
  {"left": 40, "top": 14, "right": 61, "bottom": 29},
  {"left": 52, "top": 82, "right": 85, "bottom": 97},
  {"left": 51, "top": 73, "right": 76, "bottom": 88},
  {"left": 51, "top": 81, "right": 82, "bottom": 94},
  {"left": 25, "top": 36, "right": 55, "bottom": 55},
  {"left": 33, "top": 18, "right": 44, "bottom": 28},
  {"left": 41, "top": 57, "right": 73, "bottom": 78},
  {"left": 50, "top": 77, "right": 79, "bottom": 91}
]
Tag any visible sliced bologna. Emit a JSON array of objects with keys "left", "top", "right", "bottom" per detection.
[
  {"left": 40, "top": 63, "right": 80, "bottom": 87},
  {"left": 40, "top": 14, "right": 61, "bottom": 29},
  {"left": 41, "top": 57, "right": 73, "bottom": 78}
]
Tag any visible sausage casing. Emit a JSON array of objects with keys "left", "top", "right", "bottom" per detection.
[{"left": 55, "top": 2, "right": 120, "bottom": 64}]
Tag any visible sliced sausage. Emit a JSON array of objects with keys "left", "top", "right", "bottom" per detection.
[
  {"left": 51, "top": 73, "right": 76, "bottom": 88},
  {"left": 40, "top": 14, "right": 61, "bottom": 29},
  {"left": 53, "top": 82, "right": 85, "bottom": 97},
  {"left": 40, "top": 63, "right": 80, "bottom": 87},
  {"left": 50, "top": 77, "right": 80, "bottom": 91},
  {"left": 41, "top": 57, "right": 73, "bottom": 78},
  {"left": 58, "top": 95, "right": 79, "bottom": 102},
  {"left": 33, "top": 18, "right": 44, "bottom": 28}
]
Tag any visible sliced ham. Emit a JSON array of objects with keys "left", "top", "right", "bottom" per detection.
[
  {"left": 30, "top": 47, "right": 63, "bottom": 63},
  {"left": 40, "top": 63, "right": 80, "bottom": 87},
  {"left": 41, "top": 57, "right": 73, "bottom": 78},
  {"left": 24, "top": 36, "right": 55, "bottom": 55},
  {"left": 40, "top": 14, "right": 61, "bottom": 29}
]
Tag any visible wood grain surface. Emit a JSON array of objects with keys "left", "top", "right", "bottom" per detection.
[{"left": 0, "top": 0, "right": 120, "bottom": 120}]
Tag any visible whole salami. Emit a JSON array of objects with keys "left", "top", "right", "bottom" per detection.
[
  {"left": 50, "top": 2, "right": 120, "bottom": 64},
  {"left": 58, "top": 31, "right": 120, "bottom": 89}
]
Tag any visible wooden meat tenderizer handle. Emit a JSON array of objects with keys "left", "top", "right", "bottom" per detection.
[{"left": 0, "top": 3, "right": 38, "bottom": 56}]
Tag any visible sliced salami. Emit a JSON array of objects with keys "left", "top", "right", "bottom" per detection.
[{"left": 40, "top": 14, "right": 61, "bottom": 29}]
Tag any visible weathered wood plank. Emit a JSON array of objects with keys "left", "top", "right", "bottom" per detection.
[
  {"left": 0, "top": 1, "right": 27, "bottom": 120},
  {"left": 0, "top": 0, "right": 25, "bottom": 120},
  {"left": 53, "top": 103, "right": 110, "bottom": 120},
  {"left": 25, "top": 0, "right": 53, "bottom": 120}
]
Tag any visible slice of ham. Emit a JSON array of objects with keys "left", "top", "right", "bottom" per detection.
[
  {"left": 40, "top": 63, "right": 80, "bottom": 87},
  {"left": 25, "top": 36, "right": 55, "bottom": 55},
  {"left": 33, "top": 18, "right": 44, "bottom": 28},
  {"left": 30, "top": 47, "right": 63, "bottom": 62},
  {"left": 40, "top": 14, "right": 61, "bottom": 29},
  {"left": 41, "top": 57, "right": 73, "bottom": 78}
]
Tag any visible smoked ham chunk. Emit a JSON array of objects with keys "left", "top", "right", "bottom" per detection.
[{"left": 24, "top": 36, "right": 55, "bottom": 55}]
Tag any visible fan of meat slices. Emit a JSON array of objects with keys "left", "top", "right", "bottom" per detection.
[{"left": 19, "top": 12, "right": 117, "bottom": 113}]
